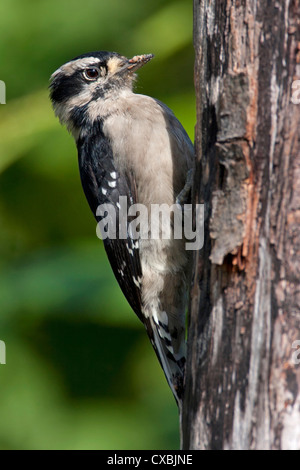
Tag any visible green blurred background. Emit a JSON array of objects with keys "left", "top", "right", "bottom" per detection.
[{"left": 0, "top": 0, "right": 195, "bottom": 450}]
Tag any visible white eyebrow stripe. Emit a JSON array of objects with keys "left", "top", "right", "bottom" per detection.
[{"left": 52, "top": 57, "right": 102, "bottom": 78}]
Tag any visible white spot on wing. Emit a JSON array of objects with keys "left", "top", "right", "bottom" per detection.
[
  {"left": 126, "top": 243, "right": 134, "bottom": 256},
  {"left": 132, "top": 276, "right": 141, "bottom": 288},
  {"left": 121, "top": 261, "right": 126, "bottom": 270}
]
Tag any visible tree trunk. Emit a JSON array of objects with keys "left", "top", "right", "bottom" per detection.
[{"left": 182, "top": 0, "right": 300, "bottom": 450}]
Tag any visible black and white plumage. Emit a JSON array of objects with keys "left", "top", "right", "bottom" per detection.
[{"left": 49, "top": 51, "right": 194, "bottom": 409}]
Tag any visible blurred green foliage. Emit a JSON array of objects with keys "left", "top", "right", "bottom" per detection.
[{"left": 0, "top": 0, "right": 194, "bottom": 449}]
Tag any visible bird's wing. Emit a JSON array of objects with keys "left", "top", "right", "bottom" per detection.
[
  {"left": 77, "top": 131, "right": 143, "bottom": 320},
  {"left": 160, "top": 100, "right": 194, "bottom": 162}
]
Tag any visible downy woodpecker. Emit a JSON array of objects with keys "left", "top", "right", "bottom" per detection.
[{"left": 50, "top": 51, "right": 194, "bottom": 409}]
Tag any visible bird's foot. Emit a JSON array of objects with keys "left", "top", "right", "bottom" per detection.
[{"left": 176, "top": 168, "right": 194, "bottom": 207}]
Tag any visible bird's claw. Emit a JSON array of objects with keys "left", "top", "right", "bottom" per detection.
[{"left": 176, "top": 168, "right": 194, "bottom": 207}]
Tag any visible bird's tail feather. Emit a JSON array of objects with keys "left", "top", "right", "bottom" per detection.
[{"left": 145, "top": 312, "right": 186, "bottom": 408}]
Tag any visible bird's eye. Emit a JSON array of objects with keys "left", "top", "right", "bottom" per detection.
[{"left": 83, "top": 67, "right": 100, "bottom": 81}]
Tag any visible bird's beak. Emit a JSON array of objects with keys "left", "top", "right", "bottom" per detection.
[{"left": 126, "top": 54, "right": 154, "bottom": 73}]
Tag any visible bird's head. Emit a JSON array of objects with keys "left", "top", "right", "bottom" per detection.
[{"left": 49, "top": 51, "right": 154, "bottom": 135}]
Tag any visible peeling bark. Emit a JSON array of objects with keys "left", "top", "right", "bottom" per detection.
[{"left": 182, "top": 0, "right": 300, "bottom": 450}]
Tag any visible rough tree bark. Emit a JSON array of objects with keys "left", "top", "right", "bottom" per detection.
[{"left": 182, "top": 0, "right": 300, "bottom": 450}]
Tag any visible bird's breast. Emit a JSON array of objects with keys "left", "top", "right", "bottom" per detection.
[{"left": 102, "top": 105, "right": 176, "bottom": 207}]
